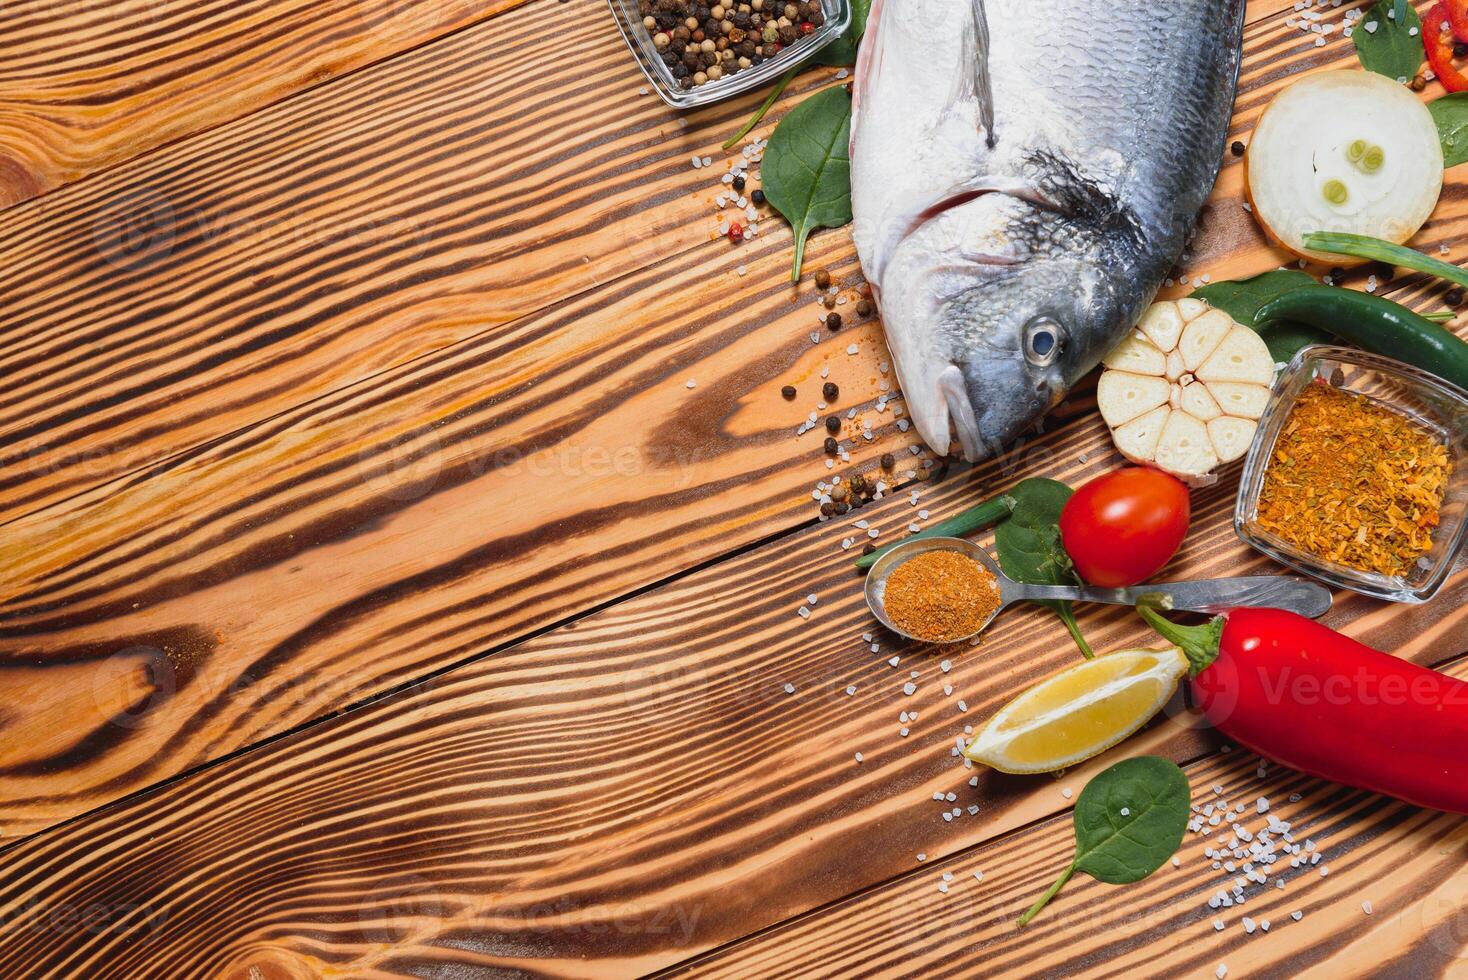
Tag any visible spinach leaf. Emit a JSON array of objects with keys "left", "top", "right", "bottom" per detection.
[
  {"left": 813, "top": 0, "right": 872, "bottom": 67},
  {"left": 1192, "top": 271, "right": 1330, "bottom": 363},
  {"left": 1018, "top": 756, "right": 1191, "bottom": 926},
  {"left": 993, "top": 478, "right": 1093, "bottom": 659},
  {"left": 763, "top": 86, "right": 852, "bottom": 281},
  {"left": 1429, "top": 94, "right": 1468, "bottom": 168},
  {"left": 1353, "top": 0, "right": 1424, "bottom": 82}
]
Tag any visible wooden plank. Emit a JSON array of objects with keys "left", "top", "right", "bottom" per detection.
[
  {"left": 0, "top": 433, "right": 1460, "bottom": 973},
  {"left": 0, "top": 0, "right": 1318, "bottom": 213},
  {"left": 0, "top": 230, "right": 921, "bottom": 840},
  {"left": 0, "top": 0, "right": 530, "bottom": 210},
  {"left": 0, "top": 0, "right": 1449, "bottom": 519},
  {"left": 673, "top": 658, "right": 1468, "bottom": 979}
]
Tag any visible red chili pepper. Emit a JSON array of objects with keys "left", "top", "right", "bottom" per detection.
[
  {"left": 1425, "top": 4, "right": 1468, "bottom": 92},
  {"left": 1446, "top": 0, "right": 1468, "bottom": 43},
  {"left": 727, "top": 222, "right": 744, "bottom": 243},
  {"left": 800, "top": 21, "right": 815, "bottom": 34},
  {"left": 1140, "top": 606, "right": 1468, "bottom": 815}
]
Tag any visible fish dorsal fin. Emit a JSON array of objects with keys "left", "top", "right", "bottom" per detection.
[{"left": 948, "top": 0, "right": 995, "bottom": 148}]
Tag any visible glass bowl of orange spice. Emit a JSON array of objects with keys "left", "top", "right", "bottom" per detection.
[{"left": 1235, "top": 345, "right": 1467, "bottom": 604}]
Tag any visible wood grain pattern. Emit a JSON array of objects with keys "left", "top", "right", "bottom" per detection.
[
  {"left": 0, "top": 0, "right": 1451, "bottom": 520},
  {"left": 0, "top": 0, "right": 1463, "bottom": 850},
  {"left": 2, "top": 1, "right": 1467, "bottom": 975},
  {"left": 673, "top": 668, "right": 1468, "bottom": 979},
  {"left": 0, "top": 0, "right": 527, "bottom": 210},
  {"left": 0, "top": 232, "right": 920, "bottom": 840},
  {"left": 0, "top": 444, "right": 1461, "bottom": 974}
]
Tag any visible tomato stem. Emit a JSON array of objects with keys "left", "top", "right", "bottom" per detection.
[
  {"left": 1135, "top": 606, "right": 1223, "bottom": 675},
  {"left": 1058, "top": 608, "right": 1095, "bottom": 660}
]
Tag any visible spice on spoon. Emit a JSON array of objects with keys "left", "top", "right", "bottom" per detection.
[
  {"left": 1256, "top": 382, "right": 1450, "bottom": 578},
  {"left": 883, "top": 550, "right": 1001, "bottom": 642}
]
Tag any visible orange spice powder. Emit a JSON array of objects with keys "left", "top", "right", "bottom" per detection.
[
  {"left": 1256, "top": 383, "right": 1450, "bottom": 578},
  {"left": 883, "top": 550, "right": 1001, "bottom": 642}
]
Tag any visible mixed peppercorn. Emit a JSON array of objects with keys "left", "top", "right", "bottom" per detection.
[{"left": 640, "top": 0, "right": 825, "bottom": 89}]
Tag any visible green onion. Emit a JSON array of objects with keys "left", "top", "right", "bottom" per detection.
[
  {"left": 1321, "top": 180, "right": 1348, "bottom": 205},
  {"left": 1424, "top": 311, "right": 1457, "bottom": 323},
  {"left": 1347, "top": 139, "right": 1367, "bottom": 163},
  {"left": 1302, "top": 232, "right": 1468, "bottom": 291},
  {"left": 722, "top": 66, "right": 797, "bottom": 151},
  {"left": 1361, "top": 145, "right": 1384, "bottom": 173},
  {"left": 853, "top": 492, "right": 1016, "bottom": 571}
]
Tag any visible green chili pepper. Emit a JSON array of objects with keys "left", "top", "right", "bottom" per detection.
[
  {"left": 1253, "top": 286, "right": 1468, "bottom": 392},
  {"left": 853, "top": 492, "right": 1015, "bottom": 571}
]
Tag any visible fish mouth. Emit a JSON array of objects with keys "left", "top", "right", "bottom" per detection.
[{"left": 937, "top": 363, "right": 984, "bottom": 462}]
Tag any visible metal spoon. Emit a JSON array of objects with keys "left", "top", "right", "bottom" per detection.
[{"left": 865, "top": 536, "right": 1333, "bottom": 645}]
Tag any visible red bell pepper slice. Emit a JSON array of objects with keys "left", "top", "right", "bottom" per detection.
[
  {"left": 1446, "top": 0, "right": 1468, "bottom": 43},
  {"left": 1425, "top": 3, "right": 1468, "bottom": 93}
]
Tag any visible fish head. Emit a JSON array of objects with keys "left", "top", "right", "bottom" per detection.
[{"left": 875, "top": 190, "right": 1126, "bottom": 462}]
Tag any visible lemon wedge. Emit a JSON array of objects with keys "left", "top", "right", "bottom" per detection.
[{"left": 964, "top": 647, "right": 1188, "bottom": 774}]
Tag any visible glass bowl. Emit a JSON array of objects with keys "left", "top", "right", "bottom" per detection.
[
  {"left": 606, "top": 0, "right": 850, "bottom": 109},
  {"left": 1234, "top": 345, "right": 1468, "bottom": 604}
]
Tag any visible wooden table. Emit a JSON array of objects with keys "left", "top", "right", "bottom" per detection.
[{"left": 1, "top": 0, "right": 1465, "bottom": 975}]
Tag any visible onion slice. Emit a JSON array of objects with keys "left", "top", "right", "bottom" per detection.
[{"left": 1246, "top": 71, "right": 1442, "bottom": 265}]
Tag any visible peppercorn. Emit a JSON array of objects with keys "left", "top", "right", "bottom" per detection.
[
  {"left": 856, "top": 298, "right": 874, "bottom": 316},
  {"left": 751, "top": 189, "right": 766, "bottom": 205},
  {"left": 1230, "top": 140, "right": 1245, "bottom": 157},
  {"left": 820, "top": 500, "right": 836, "bottom": 516},
  {"left": 1328, "top": 267, "right": 1346, "bottom": 284},
  {"left": 781, "top": 384, "right": 796, "bottom": 399},
  {"left": 1411, "top": 73, "right": 1428, "bottom": 92},
  {"left": 824, "top": 436, "right": 839, "bottom": 455},
  {"left": 822, "top": 294, "right": 836, "bottom": 309},
  {"left": 835, "top": 502, "right": 849, "bottom": 515},
  {"left": 880, "top": 453, "right": 894, "bottom": 470},
  {"left": 822, "top": 381, "right": 838, "bottom": 401},
  {"left": 728, "top": 222, "right": 744, "bottom": 243},
  {"left": 824, "top": 415, "right": 840, "bottom": 434},
  {"left": 832, "top": 484, "right": 849, "bottom": 502},
  {"left": 814, "top": 268, "right": 831, "bottom": 289},
  {"left": 1448, "top": 289, "right": 1465, "bottom": 308},
  {"left": 1456, "top": 40, "right": 1468, "bottom": 59},
  {"left": 825, "top": 312, "right": 842, "bottom": 331},
  {"left": 862, "top": 543, "right": 876, "bottom": 556},
  {"left": 849, "top": 473, "right": 867, "bottom": 493}
]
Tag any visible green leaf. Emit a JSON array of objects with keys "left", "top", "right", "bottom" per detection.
[
  {"left": 1353, "top": 0, "right": 1424, "bottom": 83},
  {"left": 1018, "top": 757, "right": 1191, "bottom": 926},
  {"left": 1430, "top": 94, "right": 1468, "bottom": 168},
  {"left": 1191, "top": 270, "right": 1315, "bottom": 323},
  {"left": 813, "top": 0, "right": 872, "bottom": 67},
  {"left": 1192, "top": 271, "right": 1331, "bottom": 363},
  {"left": 992, "top": 478, "right": 1093, "bottom": 658},
  {"left": 763, "top": 86, "right": 853, "bottom": 281}
]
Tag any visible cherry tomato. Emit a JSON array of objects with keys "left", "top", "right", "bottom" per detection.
[{"left": 1058, "top": 468, "right": 1191, "bottom": 588}]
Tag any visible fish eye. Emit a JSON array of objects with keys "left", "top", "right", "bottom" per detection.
[{"left": 1024, "top": 317, "right": 1064, "bottom": 367}]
